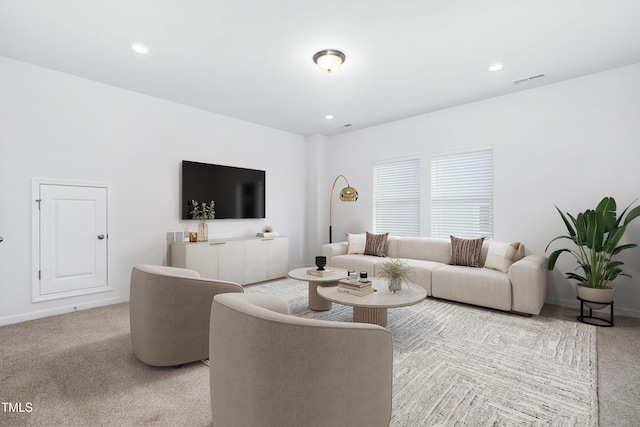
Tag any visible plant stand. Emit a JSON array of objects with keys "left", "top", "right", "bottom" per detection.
[{"left": 577, "top": 296, "right": 614, "bottom": 327}]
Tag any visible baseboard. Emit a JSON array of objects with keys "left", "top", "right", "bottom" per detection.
[
  {"left": 0, "top": 296, "right": 129, "bottom": 326},
  {"left": 546, "top": 296, "right": 640, "bottom": 319}
]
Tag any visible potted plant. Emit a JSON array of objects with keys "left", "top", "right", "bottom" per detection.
[
  {"left": 546, "top": 196, "right": 640, "bottom": 309},
  {"left": 378, "top": 258, "right": 413, "bottom": 293},
  {"left": 188, "top": 200, "right": 215, "bottom": 242}
]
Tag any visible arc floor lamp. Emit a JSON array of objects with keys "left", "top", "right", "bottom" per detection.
[{"left": 329, "top": 175, "right": 358, "bottom": 243}]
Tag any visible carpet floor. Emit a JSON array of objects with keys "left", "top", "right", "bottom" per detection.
[
  {"left": 0, "top": 278, "right": 600, "bottom": 426},
  {"left": 246, "top": 279, "right": 598, "bottom": 426}
]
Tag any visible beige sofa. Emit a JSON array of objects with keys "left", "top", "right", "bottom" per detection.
[
  {"left": 322, "top": 236, "right": 548, "bottom": 315},
  {"left": 129, "top": 264, "right": 244, "bottom": 367},
  {"left": 210, "top": 292, "right": 393, "bottom": 427}
]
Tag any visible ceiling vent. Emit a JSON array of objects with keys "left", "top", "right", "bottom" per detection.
[{"left": 512, "top": 73, "right": 546, "bottom": 84}]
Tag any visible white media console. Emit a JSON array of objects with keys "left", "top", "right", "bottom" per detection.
[{"left": 171, "top": 236, "right": 289, "bottom": 285}]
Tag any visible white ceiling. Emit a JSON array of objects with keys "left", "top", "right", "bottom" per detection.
[{"left": 0, "top": 1, "right": 638, "bottom": 136}]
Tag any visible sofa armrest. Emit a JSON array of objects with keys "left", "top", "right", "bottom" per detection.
[
  {"left": 508, "top": 254, "right": 549, "bottom": 315},
  {"left": 321, "top": 242, "right": 348, "bottom": 262}
]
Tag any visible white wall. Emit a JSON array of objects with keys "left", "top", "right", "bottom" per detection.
[
  {"left": 320, "top": 64, "right": 640, "bottom": 317},
  {"left": 0, "top": 57, "right": 307, "bottom": 325}
]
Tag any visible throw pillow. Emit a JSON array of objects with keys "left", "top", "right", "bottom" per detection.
[
  {"left": 449, "top": 236, "right": 484, "bottom": 267},
  {"left": 364, "top": 232, "right": 388, "bottom": 257},
  {"left": 346, "top": 233, "right": 366, "bottom": 254},
  {"left": 484, "top": 241, "right": 521, "bottom": 273}
]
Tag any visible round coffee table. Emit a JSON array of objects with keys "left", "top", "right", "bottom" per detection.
[
  {"left": 288, "top": 267, "right": 349, "bottom": 311},
  {"left": 316, "top": 278, "right": 427, "bottom": 326}
]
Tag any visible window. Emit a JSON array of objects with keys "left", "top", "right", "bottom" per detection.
[
  {"left": 373, "top": 158, "right": 420, "bottom": 236},
  {"left": 431, "top": 147, "right": 493, "bottom": 239}
]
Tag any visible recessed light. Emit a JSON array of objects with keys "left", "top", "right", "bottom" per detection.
[
  {"left": 487, "top": 63, "right": 504, "bottom": 72},
  {"left": 325, "top": 114, "right": 334, "bottom": 120},
  {"left": 131, "top": 43, "right": 150, "bottom": 54}
]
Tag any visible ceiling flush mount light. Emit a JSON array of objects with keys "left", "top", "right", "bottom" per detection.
[
  {"left": 325, "top": 114, "right": 334, "bottom": 120},
  {"left": 487, "top": 63, "right": 504, "bottom": 72},
  {"left": 131, "top": 43, "right": 150, "bottom": 54},
  {"left": 313, "top": 49, "right": 346, "bottom": 73}
]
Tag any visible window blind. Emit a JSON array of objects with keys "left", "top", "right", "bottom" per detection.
[
  {"left": 431, "top": 147, "right": 493, "bottom": 239},
  {"left": 373, "top": 158, "right": 420, "bottom": 237}
]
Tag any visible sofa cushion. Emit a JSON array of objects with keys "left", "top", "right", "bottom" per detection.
[
  {"left": 449, "top": 236, "right": 484, "bottom": 267},
  {"left": 394, "top": 236, "right": 450, "bottom": 263},
  {"left": 346, "top": 233, "right": 366, "bottom": 254},
  {"left": 364, "top": 232, "right": 388, "bottom": 257},
  {"left": 432, "top": 265, "right": 512, "bottom": 311},
  {"left": 484, "top": 241, "right": 521, "bottom": 273}
]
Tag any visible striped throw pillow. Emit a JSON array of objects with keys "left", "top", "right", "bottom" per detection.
[
  {"left": 364, "top": 232, "right": 388, "bottom": 257},
  {"left": 449, "top": 236, "right": 484, "bottom": 267}
]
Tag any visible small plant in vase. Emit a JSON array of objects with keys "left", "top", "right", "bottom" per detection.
[
  {"left": 379, "top": 258, "right": 413, "bottom": 293},
  {"left": 188, "top": 200, "right": 215, "bottom": 242}
]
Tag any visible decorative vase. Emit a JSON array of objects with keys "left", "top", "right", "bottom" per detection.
[
  {"left": 315, "top": 256, "right": 327, "bottom": 271},
  {"left": 388, "top": 277, "right": 402, "bottom": 293},
  {"left": 197, "top": 221, "right": 208, "bottom": 242},
  {"left": 576, "top": 283, "right": 615, "bottom": 310}
]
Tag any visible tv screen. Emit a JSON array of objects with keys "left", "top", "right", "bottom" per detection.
[{"left": 181, "top": 161, "right": 265, "bottom": 219}]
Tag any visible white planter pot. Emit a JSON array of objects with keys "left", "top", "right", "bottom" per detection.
[{"left": 576, "top": 283, "right": 615, "bottom": 310}]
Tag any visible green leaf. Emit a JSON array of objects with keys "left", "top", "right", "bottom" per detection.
[
  {"left": 545, "top": 235, "right": 577, "bottom": 252},
  {"left": 623, "top": 204, "right": 640, "bottom": 226},
  {"left": 596, "top": 197, "right": 617, "bottom": 232},
  {"left": 612, "top": 243, "right": 638, "bottom": 255},
  {"left": 605, "top": 226, "right": 626, "bottom": 253},
  {"left": 584, "top": 210, "right": 604, "bottom": 251},
  {"left": 575, "top": 212, "right": 587, "bottom": 245},
  {"left": 547, "top": 249, "right": 571, "bottom": 270},
  {"left": 555, "top": 206, "right": 576, "bottom": 237},
  {"left": 566, "top": 272, "right": 587, "bottom": 282}
]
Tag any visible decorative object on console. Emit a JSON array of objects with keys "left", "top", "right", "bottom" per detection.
[
  {"left": 256, "top": 226, "right": 279, "bottom": 238},
  {"left": 329, "top": 175, "right": 358, "bottom": 243},
  {"left": 449, "top": 236, "right": 484, "bottom": 267},
  {"left": 546, "top": 196, "right": 640, "bottom": 326},
  {"left": 188, "top": 232, "right": 198, "bottom": 242},
  {"left": 378, "top": 258, "right": 413, "bottom": 293},
  {"left": 188, "top": 199, "right": 215, "bottom": 242}
]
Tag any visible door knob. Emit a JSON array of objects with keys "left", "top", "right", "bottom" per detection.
[{"left": 97, "top": 234, "right": 105, "bottom": 240}]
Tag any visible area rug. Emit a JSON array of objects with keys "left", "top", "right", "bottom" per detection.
[{"left": 245, "top": 278, "right": 598, "bottom": 426}]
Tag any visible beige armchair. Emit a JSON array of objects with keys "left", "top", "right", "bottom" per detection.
[
  {"left": 130, "top": 264, "right": 243, "bottom": 367},
  {"left": 210, "top": 292, "right": 393, "bottom": 427}
]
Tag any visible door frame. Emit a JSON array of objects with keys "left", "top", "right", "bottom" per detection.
[{"left": 31, "top": 177, "right": 114, "bottom": 302}]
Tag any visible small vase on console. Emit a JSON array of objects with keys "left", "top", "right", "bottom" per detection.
[{"left": 198, "top": 221, "right": 208, "bottom": 242}]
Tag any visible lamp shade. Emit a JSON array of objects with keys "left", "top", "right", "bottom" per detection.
[
  {"left": 339, "top": 186, "right": 358, "bottom": 201},
  {"left": 313, "top": 49, "right": 346, "bottom": 73}
]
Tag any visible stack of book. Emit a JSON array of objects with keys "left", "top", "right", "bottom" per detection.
[
  {"left": 307, "top": 268, "right": 335, "bottom": 277},
  {"left": 337, "top": 279, "right": 374, "bottom": 296}
]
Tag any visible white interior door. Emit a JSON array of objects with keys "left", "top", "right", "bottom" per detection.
[{"left": 35, "top": 183, "right": 109, "bottom": 300}]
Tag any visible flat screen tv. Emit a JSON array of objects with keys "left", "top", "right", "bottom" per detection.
[{"left": 181, "top": 160, "right": 265, "bottom": 220}]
